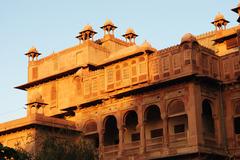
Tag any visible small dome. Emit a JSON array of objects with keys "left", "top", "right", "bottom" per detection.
[
  {"left": 125, "top": 28, "right": 136, "bottom": 35},
  {"left": 28, "top": 47, "right": 38, "bottom": 53},
  {"left": 181, "top": 33, "right": 197, "bottom": 44},
  {"left": 82, "top": 24, "right": 93, "bottom": 32},
  {"left": 30, "top": 91, "right": 43, "bottom": 103},
  {"left": 141, "top": 40, "right": 152, "bottom": 48},
  {"left": 104, "top": 19, "right": 114, "bottom": 26},
  {"left": 214, "top": 12, "right": 225, "bottom": 21}
]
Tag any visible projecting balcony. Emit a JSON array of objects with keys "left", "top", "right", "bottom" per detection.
[{"left": 146, "top": 137, "right": 164, "bottom": 151}]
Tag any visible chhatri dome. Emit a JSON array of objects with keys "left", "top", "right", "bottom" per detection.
[
  {"left": 181, "top": 33, "right": 197, "bottom": 44},
  {"left": 82, "top": 24, "right": 94, "bottom": 32},
  {"left": 122, "top": 28, "right": 138, "bottom": 43},
  {"left": 101, "top": 19, "right": 117, "bottom": 35},
  {"left": 125, "top": 28, "right": 136, "bottom": 35},
  {"left": 211, "top": 12, "right": 229, "bottom": 30},
  {"left": 214, "top": 12, "right": 225, "bottom": 21},
  {"left": 28, "top": 47, "right": 38, "bottom": 53},
  {"left": 30, "top": 91, "right": 43, "bottom": 103},
  {"left": 104, "top": 19, "right": 114, "bottom": 26},
  {"left": 76, "top": 24, "right": 97, "bottom": 42},
  {"left": 25, "top": 46, "right": 41, "bottom": 61}
]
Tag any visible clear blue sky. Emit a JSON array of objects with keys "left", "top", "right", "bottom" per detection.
[{"left": 0, "top": 0, "right": 237, "bottom": 123}]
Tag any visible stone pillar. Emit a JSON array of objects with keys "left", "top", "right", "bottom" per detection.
[
  {"left": 213, "top": 114, "right": 221, "bottom": 145},
  {"left": 187, "top": 83, "right": 200, "bottom": 146},
  {"left": 162, "top": 115, "right": 169, "bottom": 146},
  {"left": 98, "top": 129, "right": 104, "bottom": 160},
  {"left": 118, "top": 126, "right": 124, "bottom": 157},
  {"left": 140, "top": 121, "right": 146, "bottom": 154}
]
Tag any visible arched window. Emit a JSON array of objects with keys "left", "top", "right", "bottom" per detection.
[
  {"left": 145, "top": 105, "right": 161, "bottom": 122},
  {"left": 84, "top": 120, "right": 99, "bottom": 148},
  {"left": 103, "top": 115, "right": 119, "bottom": 146},
  {"left": 234, "top": 101, "right": 240, "bottom": 134},
  {"left": 124, "top": 110, "right": 139, "bottom": 142},
  {"left": 125, "top": 110, "right": 138, "bottom": 129},
  {"left": 168, "top": 100, "right": 188, "bottom": 136},
  {"left": 144, "top": 105, "right": 163, "bottom": 139},
  {"left": 202, "top": 99, "right": 215, "bottom": 135},
  {"left": 168, "top": 100, "right": 185, "bottom": 117},
  {"left": 84, "top": 120, "right": 97, "bottom": 133}
]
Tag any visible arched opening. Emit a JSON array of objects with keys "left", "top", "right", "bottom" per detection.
[
  {"left": 202, "top": 99, "right": 215, "bottom": 136},
  {"left": 144, "top": 105, "right": 163, "bottom": 140},
  {"left": 84, "top": 120, "right": 99, "bottom": 148},
  {"left": 234, "top": 101, "right": 240, "bottom": 135},
  {"left": 124, "top": 110, "right": 139, "bottom": 143},
  {"left": 168, "top": 100, "right": 188, "bottom": 143},
  {"left": 103, "top": 115, "right": 119, "bottom": 146}
]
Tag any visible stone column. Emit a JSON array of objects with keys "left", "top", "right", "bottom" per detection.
[
  {"left": 140, "top": 121, "right": 146, "bottom": 154},
  {"left": 118, "top": 126, "right": 124, "bottom": 157},
  {"left": 162, "top": 114, "right": 169, "bottom": 146},
  {"left": 213, "top": 114, "right": 220, "bottom": 145},
  {"left": 98, "top": 129, "right": 104, "bottom": 160},
  {"left": 187, "top": 83, "right": 200, "bottom": 146}
]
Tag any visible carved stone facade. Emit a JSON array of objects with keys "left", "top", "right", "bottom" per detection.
[{"left": 2, "top": 3, "right": 240, "bottom": 160}]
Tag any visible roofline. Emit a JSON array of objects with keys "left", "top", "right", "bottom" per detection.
[
  {"left": 15, "top": 66, "right": 81, "bottom": 91},
  {"left": 0, "top": 114, "right": 80, "bottom": 135}
]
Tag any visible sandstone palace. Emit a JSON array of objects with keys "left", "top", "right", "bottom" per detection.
[{"left": 2, "top": 2, "right": 240, "bottom": 160}]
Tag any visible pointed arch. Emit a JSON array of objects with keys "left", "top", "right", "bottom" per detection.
[{"left": 103, "top": 115, "right": 119, "bottom": 146}]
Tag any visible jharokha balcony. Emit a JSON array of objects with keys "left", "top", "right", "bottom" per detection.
[{"left": 82, "top": 100, "right": 219, "bottom": 159}]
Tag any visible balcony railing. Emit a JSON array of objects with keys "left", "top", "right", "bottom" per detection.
[
  {"left": 103, "top": 144, "right": 119, "bottom": 159},
  {"left": 203, "top": 132, "right": 216, "bottom": 147},
  {"left": 123, "top": 141, "right": 140, "bottom": 155},
  {"left": 169, "top": 132, "right": 187, "bottom": 146},
  {"left": 146, "top": 137, "right": 164, "bottom": 151}
]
